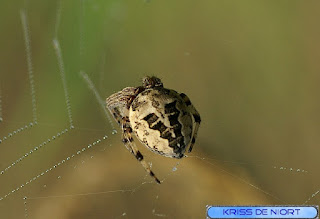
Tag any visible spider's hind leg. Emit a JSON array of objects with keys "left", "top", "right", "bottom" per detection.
[{"left": 121, "top": 116, "right": 161, "bottom": 184}]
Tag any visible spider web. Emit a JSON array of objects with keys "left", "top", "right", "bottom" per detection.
[{"left": 1, "top": 1, "right": 320, "bottom": 218}]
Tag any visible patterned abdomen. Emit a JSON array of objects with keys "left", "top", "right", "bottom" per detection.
[{"left": 129, "top": 88, "right": 193, "bottom": 158}]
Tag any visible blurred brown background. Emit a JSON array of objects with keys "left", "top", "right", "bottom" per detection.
[{"left": 0, "top": 0, "right": 320, "bottom": 218}]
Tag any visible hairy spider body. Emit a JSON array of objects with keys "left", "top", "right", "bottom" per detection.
[
  {"left": 130, "top": 88, "right": 193, "bottom": 158},
  {"left": 106, "top": 76, "right": 201, "bottom": 184}
]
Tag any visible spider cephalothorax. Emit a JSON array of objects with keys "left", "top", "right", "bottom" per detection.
[
  {"left": 142, "top": 76, "right": 163, "bottom": 88},
  {"left": 106, "top": 76, "right": 201, "bottom": 184}
]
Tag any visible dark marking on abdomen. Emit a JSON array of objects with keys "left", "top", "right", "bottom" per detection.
[
  {"left": 193, "top": 114, "right": 201, "bottom": 123},
  {"left": 151, "top": 121, "right": 167, "bottom": 133},
  {"left": 143, "top": 113, "right": 159, "bottom": 125},
  {"left": 164, "top": 101, "right": 185, "bottom": 154},
  {"left": 180, "top": 93, "right": 191, "bottom": 106},
  {"left": 165, "top": 101, "right": 177, "bottom": 114},
  {"left": 142, "top": 101, "right": 186, "bottom": 156}
]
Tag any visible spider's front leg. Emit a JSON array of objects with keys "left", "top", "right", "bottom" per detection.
[
  {"left": 121, "top": 116, "right": 161, "bottom": 184},
  {"left": 180, "top": 93, "right": 201, "bottom": 153}
]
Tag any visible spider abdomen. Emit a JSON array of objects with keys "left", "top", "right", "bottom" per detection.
[{"left": 129, "top": 88, "right": 193, "bottom": 158}]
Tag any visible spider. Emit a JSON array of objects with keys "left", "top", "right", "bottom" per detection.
[{"left": 106, "top": 76, "right": 201, "bottom": 184}]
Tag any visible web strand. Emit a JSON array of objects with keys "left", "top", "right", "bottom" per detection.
[
  {"left": 23, "top": 196, "right": 28, "bottom": 219},
  {"left": 20, "top": 10, "right": 37, "bottom": 124},
  {"left": 22, "top": 173, "right": 156, "bottom": 201},
  {"left": 0, "top": 136, "right": 108, "bottom": 201},
  {"left": 53, "top": 39, "right": 74, "bottom": 128},
  {"left": 0, "top": 128, "right": 70, "bottom": 176},
  {"left": 304, "top": 189, "right": 320, "bottom": 204},
  {"left": 186, "top": 155, "right": 286, "bottom": 204},
  {"left": 1, "top": 20, "right": 76, "bottom": 177},
  {"left": 0, "top": 10, "right": 38, "bottom": 144},
  {"left": 190, "top": 156, "right": 309, "bottom": 175},
  {"left": 1, "top": 34, "right": 76, "bottom": 177},
  {"left": 79, "top": 71, "right": 115, "bottom": 129}
]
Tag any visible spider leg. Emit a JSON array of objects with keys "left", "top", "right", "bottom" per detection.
[
  {"left": 121, "top": 116, "right": 161, "bottom": 184},
  {"left": 180, "top": 93, "right": 201, "bottom": 153},
  {"left": 106, "top": 87, "right": 160, "bottom": 184},
  {"left": 106, "top": 102, "right": 134, "bottom": 155}
]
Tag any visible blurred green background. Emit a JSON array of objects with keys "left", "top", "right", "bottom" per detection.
[{"left": 0, "top": 0, "right": 320, "bottom": 218}]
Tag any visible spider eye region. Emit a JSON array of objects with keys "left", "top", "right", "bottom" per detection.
[{"left": 129, "top": 88, "right": 193, "bottom": 158}]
